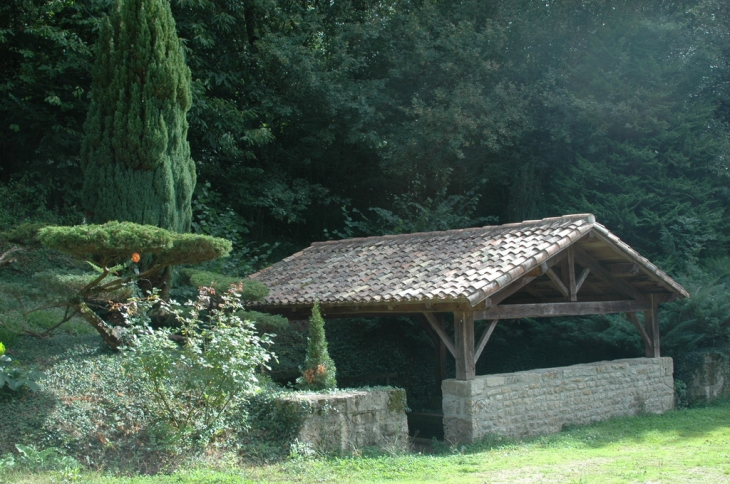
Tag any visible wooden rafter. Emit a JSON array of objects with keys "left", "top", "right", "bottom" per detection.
[
  {"left": 490, "top": 251, "right": 568, "bottom": 305},
  {"left": 490, "top": 276, "right": 538, "bottom": 305},
  {"left": 625, "top": 312, "right": 652, "bottom": 351},
  {"left": 573, "top": 246, "right": 645, "bottom": 301},
  {"left": 423, "top": 312, "right": 456, "bottom": 358},
  {"left": 575, "top": 267, "right": 591, "bottom": 293},
  {"left": 544, "top": 264, "right": 570, "bottom": 298},
  {"left": 474, "top": 319, "right": 499, "bottom": 363},
  {"left": 606, "top": 262, "right": 640, "bottom": 277}
]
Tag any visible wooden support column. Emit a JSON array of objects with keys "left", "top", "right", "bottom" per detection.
[
  {"left": 567, "top": 248, "right": 577, "bottom": 302},
  {"left": 423, "top": 312, "right": 456, "bottom": 358},
  {"left": 625, "top": 312, "right": 652, "bottom": 355},
  {"left": 474, "top": 319, "right": 499, "bottom": 364},
  {"left": 454, "top": 311, "right": 475, "bottom": 380},
  {"left": 434, "top": 315, "right": 447, "bottom": 402},
  {"left": 643, "top": 294, "right": 660, "bottom": 357}
]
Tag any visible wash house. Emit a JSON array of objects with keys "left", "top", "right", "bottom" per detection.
[{"left": 246, "top": 214, "right": 688, "bottom": 441}]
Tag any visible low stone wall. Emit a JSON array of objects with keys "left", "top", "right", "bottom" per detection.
[
  {"left": 277, "top": 388, "right": 409, "bottom": 453},
  {"left": 443, "top": 357, "right": 674, "bottom": 443},
  {"left": 676, "top": 351, "right": 730, "bottom": 404}
]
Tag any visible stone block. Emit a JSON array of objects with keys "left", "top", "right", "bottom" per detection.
[
  {"left": 442, "top": 379, "right": 475, "bottom": 397},
  {"left": 485, "top": 375, "right": 506, "bottom": 387},
  {"left": 278, "top": 388, "right": 408, "bottom": 453}
]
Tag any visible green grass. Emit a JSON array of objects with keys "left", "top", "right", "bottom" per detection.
[{"left": 5, "top": 399, "right": 730, "bottom": 483}]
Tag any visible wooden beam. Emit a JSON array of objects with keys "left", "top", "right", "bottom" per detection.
[
  {"left": 418, "top": 315, "right": 440, "bottom": 346},
  {"left": 423, "top": 312, "right": 456, "bottom": 358},
  {"left": 575, "top": 267, "right": 591, "bottom": 293},
  {"left": 652, "top": 294, "right": 660, "bottom": 354},
  {"left": 474, "top": 319, "right": 499, "bottom": 363},
  {"left": 500, "top": 295, "right": 634, "bottom": 305},
  {"left": 436, "top": 316, "right": 448, "bottom": 390},
  {"left": 625, "top": 312, "right": 652, "bottom": 351},
  {"left": 573, "top": 247, "right": 646, "bottom": 301},
  {"left": 251, "top": 292, "right": 677, "bottom": 320},
  {"left": 490, "top": 276, "right": 538, "bottom": 305},
  {"left": 478, "top": 251, "right": 570, "bottom": 306},
  {"left": 567, "top": 248, "right": 577, "bottom": 302},
  {"left": 334, "top": 301, "right": 471, "bottom": 313},
  {"left": 474, "top": 299, "right": 652, "bottom": 320},
  {"left": 544, "top": 265, "right": 570, "bottom": 298},
  {"left": 606, "top": 262, "right": 640, "bottom": 277},
  {"left": 454, "top": 311, "right": 475, "bottom": 380}
]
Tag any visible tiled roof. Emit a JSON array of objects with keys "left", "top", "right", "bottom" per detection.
[{"left": 246, "top": 214, "right": 688, "bottom": 308}]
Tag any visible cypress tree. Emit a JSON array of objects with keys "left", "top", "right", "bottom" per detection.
[
  {"left": 298, "top": 302, "right": 337, "bottom": 391},
  {"left": 81, "top": 0, "right": 195, "bottom": 233}
]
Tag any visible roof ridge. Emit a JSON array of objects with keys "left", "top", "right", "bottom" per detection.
[{"left": 310, "top": 213, "right": 596, "bottom": 248}]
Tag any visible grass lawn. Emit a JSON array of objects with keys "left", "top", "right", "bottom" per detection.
[{"left": 6, "top": 399, "right": 730, "bottom": 483}]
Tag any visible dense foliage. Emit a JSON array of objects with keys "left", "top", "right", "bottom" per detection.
[
  {"left": 2, "top": 1, "right": 727, "bottom": 254},
  {"left": 81, "top": 0, "right": 195, "bottom": 233},
  {"left": 2, "top": 0, "right": 730, "bottom": 407}
]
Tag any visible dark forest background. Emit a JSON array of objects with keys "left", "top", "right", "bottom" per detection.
[{"left": 2, "top": 0, "right": 730, "bottom": 409}]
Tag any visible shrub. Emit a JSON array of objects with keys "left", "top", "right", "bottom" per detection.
[
  {"left": 36, "top": 221, "right": 232, "bottom": 349},
  {"left": 121, "top": 285, "right": 275, "bottom": 444},
  {"left": 0, "top": 341, "right": 42, "bottom": 392},
  {"left": 179, "top": 268, "right": 268, "bottom": 300},
  {"left": 5, "top": 444, "right": 80, "bottom": 472},
  {"left": 297, "top": 302, "right": 337, "bottom": 391}
]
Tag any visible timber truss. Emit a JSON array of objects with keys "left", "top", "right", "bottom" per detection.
[
  {"left": 420, "top": 243, "right": 669, "bottom": 380},
  {"left": 246, "top": 216, "right": 688, "bottom": 381}
]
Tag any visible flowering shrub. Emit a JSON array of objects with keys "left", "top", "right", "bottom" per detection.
[{"left": 121, "top": 285, "right": 274, "bottom": 442}]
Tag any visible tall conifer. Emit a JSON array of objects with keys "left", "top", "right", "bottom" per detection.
[
  {"left": 298, "top": 302, "right": 337, "bottom": 391},
  {"left": 81, "top": 0, "right": 194, "bottom": 233}
]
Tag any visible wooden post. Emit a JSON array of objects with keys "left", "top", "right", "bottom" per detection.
[
  {"left": 567, "top": 248, "right": 577, "bottom": 302},
  {"left": 643, "top": 294, "right": 660, "bottom": 357},
  {"left": 454, "top": 311, "right": 475, "bottom": 380},
  {"left": 436, "top": 315, "right": 447, "bottom": 388}
]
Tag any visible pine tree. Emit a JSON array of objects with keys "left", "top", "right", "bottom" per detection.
[
  {"left": 80, "top": 0, "right": 195, "bottom": 233},
  {"left": 298, "top": 302, "right": 337, "bottom": 391}
]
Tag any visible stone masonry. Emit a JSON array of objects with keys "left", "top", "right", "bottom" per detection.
[
  {"left": 686, "top": 353, "right": 729, "bottom": 403},
  {"left": 278, "top": 388, "right": 409, "bottom": 453},
  {"left": 442, "top": 357, "right": 675, "bottom": 443}
]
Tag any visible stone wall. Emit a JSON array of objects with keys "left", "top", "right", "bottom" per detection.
[
  {"left": 277, "top": 388, "right": 409, "bottom": 453},
  {"left": 443, "top": 357, "right": 674, "bottom": 443},
  {"left": 685, "top": 352, "right": 729, "bottom": 403}
]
